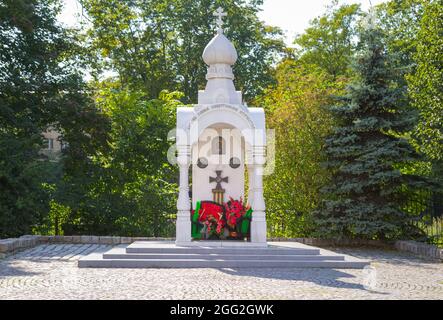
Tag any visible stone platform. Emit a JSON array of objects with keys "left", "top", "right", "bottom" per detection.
[{"left": 78, "top": 241, "right": 370, "bottom": 269}]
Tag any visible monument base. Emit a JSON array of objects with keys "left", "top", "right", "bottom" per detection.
[
  {"left": 78, "top": 241, "right": 370, "bottom": 269},
  {"left": 175, "top": 240, "right": 268, "bottom": 248}
]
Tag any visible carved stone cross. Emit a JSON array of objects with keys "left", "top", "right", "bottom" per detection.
[
  {"left": 209, "top": 170, "right": 228, "bottom": 190},
  {"left": 209, "top": 170, "right": 228, "bottom": 204},
  {"left": 213, "top": 7, "right": 227, "bottom": 30}
]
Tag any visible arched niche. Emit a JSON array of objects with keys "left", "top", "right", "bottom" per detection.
[
  {"left": 188, "top": 105, "right": 258, "bottom": 149},
  {"left": 190, "top": 117, "right": 251, "bottom": 207}
]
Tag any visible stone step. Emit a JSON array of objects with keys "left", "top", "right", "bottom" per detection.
[
  {"left": 79, "top": 256, "right": 368, "bottom": 269},
  {"left": 126, "top": 245, "right": 320, "bottom": 256},
  {"left": 78, "top": 241, "right": 370, "bottom": 269},
  {"left": 103, "top": 252, "right": 345, "bottom": 261}
]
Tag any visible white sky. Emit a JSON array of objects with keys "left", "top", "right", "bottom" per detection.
[
  {"left": 59, "top": 0, "right": 388, "bottom": 45},
  {"left": 258, "top": 0, "right": 388, "bottom": 45}
]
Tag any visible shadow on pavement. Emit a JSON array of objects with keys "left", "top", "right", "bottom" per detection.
[
  {"left": 218, "top": 267, "right": 388, "bottom": 295},
  {"left": 0, "top": 259, "right": 42, "bottom": 278}
]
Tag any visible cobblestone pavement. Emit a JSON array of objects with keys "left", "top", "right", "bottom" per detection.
[{"left": 0, "top": 244, "right": 442, "bottom": 299}]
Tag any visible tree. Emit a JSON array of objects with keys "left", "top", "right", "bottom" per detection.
[
  {"left": 376, "top": 0, "right": 425, "bottom": 83},
  {"left": 60, "top": 84, "right": 181, "bottom": 237},
  {"left": 407, "top": 1, "right": 443, "bottom": 182},
  {"left": 294, "top": 0, "right": 361, "bottom": 79},
  {"left": 314, "top": 24, "right": 427, "bottom": 240},
  {"left": 258, "top": 60, "right": 340, "bottom": 237},
  {"left": 0, "top": 0, "right": 105, "bottom": 237},
  {"left": 79, "top": 0, "right": 287, "bottom": 103}
]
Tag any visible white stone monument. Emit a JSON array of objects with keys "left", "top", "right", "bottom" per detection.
[
  {"left": 78, "top": 8, "right": 370, "bottom": 269},
  {"left": 175, "top": 7, "right": 267, "bottom": 246}
]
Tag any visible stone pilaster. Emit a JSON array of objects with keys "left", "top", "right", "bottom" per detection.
[
  {"left": 176, "top": 145, "right": 192, "bottom": 245},
  {"left": 247, "top": 164, "right": 255, "bottom": 207},
  {"left": 250, "top": 146, "right": 267, "bottom": 244}
]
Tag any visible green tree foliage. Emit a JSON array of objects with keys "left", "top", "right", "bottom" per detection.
[
  {"left": 257, "top": 1, "right": 360, "bottom": 238},
  {"left": 376, "top": 0, "right": 425, "bottom": 80},
  {"left": 79, "top": 0, "right": 287, "bottom": 102},
  {"left": 294, "top": 0, "right": 361, "bottom": 79},
  {"left": 315, "top": 25, "right": 427, "bottom": 240},
  {"left": 375, "top": 0, "right": 438, "bottom": 227},
  {"left": 258, "top": 60, "right": 340, "bottom": 237},
  {"left": 1, "top": 0, "right": 440, "bottom": 241},
  {"left": 0, "top": 0, "right": 105, "bottom": 237},
  {"left": 407, "top": 1, "right": 443, "bottom": 182},
  {"left": 61, "top": 85, "right": 181, "bottom": 236}
]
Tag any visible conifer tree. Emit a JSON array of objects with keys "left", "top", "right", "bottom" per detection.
[{"left": 315, "top": 20, "right": 426, "bottom": 240}]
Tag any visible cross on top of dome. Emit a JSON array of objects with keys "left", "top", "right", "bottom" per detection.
[
  {"left": 213, "top": 7, "right": 227, "bottom": 34},
  {"left": 199, "top": 6, "right": 240, "bottom": 104},
  {"left": 202, "top": 6, "right": 237, "bottom": 68}
]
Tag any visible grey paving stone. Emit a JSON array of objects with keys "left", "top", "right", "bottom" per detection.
[
  {"left": 67, "top": 244, "right": 94, "bottom": 261},
  {"left": 0, "top": 244, "right": 442, "bottom": 300},
  {"left": 65, "top": 245, "right": 95, "bottom": 261}
]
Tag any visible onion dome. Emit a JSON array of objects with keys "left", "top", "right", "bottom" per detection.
[{"left": 202, "top": 33, "right": 238, "bottom": 66}]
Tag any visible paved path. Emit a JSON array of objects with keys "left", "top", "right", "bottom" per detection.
[{"left": 0, "top": 244, "right": 442, "bottom": 299}]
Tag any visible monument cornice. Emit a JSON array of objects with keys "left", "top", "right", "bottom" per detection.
[{"left": 187, "top": 103, "right": 255, "bottom": 131}]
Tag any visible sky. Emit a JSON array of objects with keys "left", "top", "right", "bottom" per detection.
[
  {"left": 59, "top": 0, "right": 389, "bottom": 45},
  {"left": 258, "top": 0, "right": 388, "bottom": 45}
]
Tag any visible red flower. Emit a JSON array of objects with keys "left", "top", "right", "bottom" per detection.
[
  {"left": 196, "top": 198, "right": 250, "bottom": 239},
  {"left": 224, "top": 196, "right": 249, "bottom": 229},
  {"left": 198, "top": 203, "right": 223, "bottom": 223}
]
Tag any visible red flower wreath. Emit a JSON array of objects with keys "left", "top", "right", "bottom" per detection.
[
  {"left": 224, "top": 196, "right": 249, "bottom": 229},
  {"left": 198, "top": 202, "right": 225, "bottom": 236}
]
